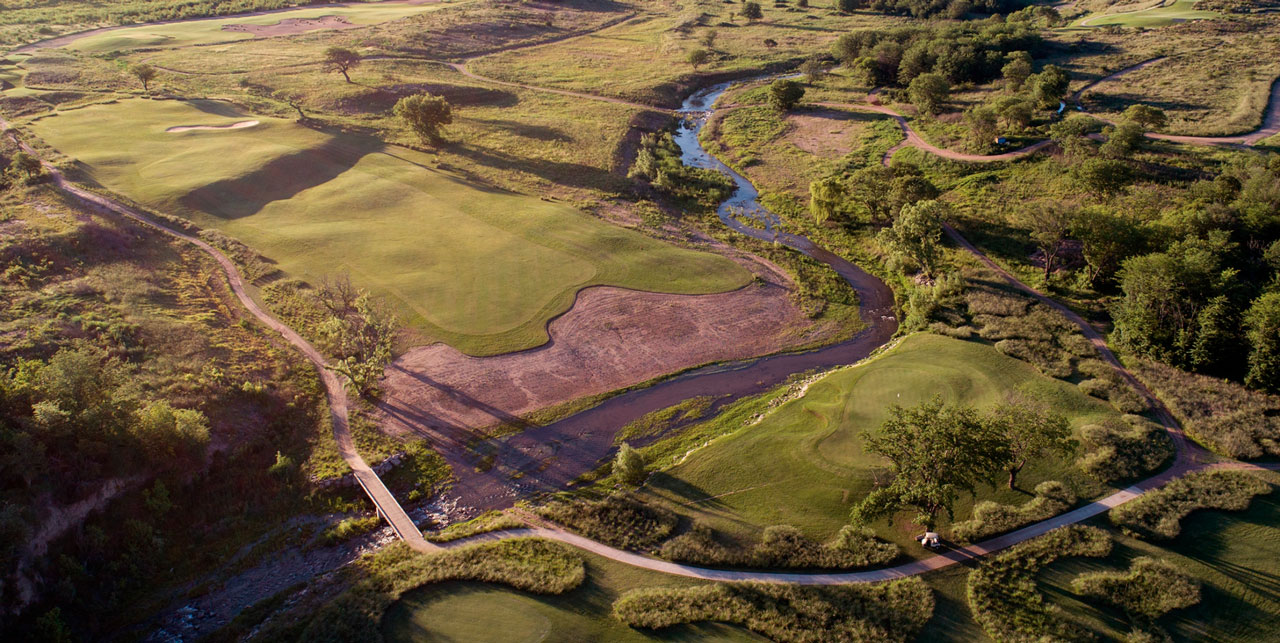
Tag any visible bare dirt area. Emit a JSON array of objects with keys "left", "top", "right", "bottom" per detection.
[
  {"left": 786, "top": 109, "right": 860, "bottom": 157},
  {"left": 222, "top": 15, "right": 356, "bottom": 37},
  {"left": 378, "top": 257, "right": 834, "bottom": 435}
]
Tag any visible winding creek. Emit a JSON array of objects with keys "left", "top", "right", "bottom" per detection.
[{"left": 437, "top": 78, "right": 899, "bottom": 514}]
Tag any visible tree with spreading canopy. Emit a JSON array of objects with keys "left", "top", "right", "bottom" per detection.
[
  {"left": 1123, "top": 104, "right": 1167, "bottom": 131},
  {"left": 742, "top": 1, "right": 763, "bottom": 21},
  {"left": 323, "top": 46, "right": 361, "bottom": 83},
  {"left": 130, "top": 63, "right": 157, "bottom": 92},
  {"left": 983, "top": 398, "right": 1075, "bottom": 489},
  {"left": 394, "top": 93, "right": 454, "bottom": 144},
  {"left": 686, "top": 48, "right": 710, "bottom": 70},
  {"left": 877, "top": 199, "right": 946, "bottom": 278},
  {"left": 768, "top": 78, "right": 805, "bottom": 111},
  {"left": 1013, "top": 202, "right": 1073, "bottom": 282},
  {"left": 853, "top": 398, "right": 1011, "bottom": 529},
  {"left": 908, "top": 72, "right": 949, "bottom": 116}
]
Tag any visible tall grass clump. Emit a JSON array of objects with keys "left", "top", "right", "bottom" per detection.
[
  {"left": 614, "top": 578, "right": 934, "bottom": 643},
  {"left": 1132, "top": 359, "right": 1280, "bottom": 459},
  {"left": 1076, "top": 415, "right": 1173, "bottom": 483},
  {"left": 659, "top": 523, "right": 899, "bottom": 569},
  {"left": 967, "top": 526, "right": 1113, "bottom": 643},
  {"left": 1110, "top": 470, "right": 1271, "bottom": 540},
  {"left": 536, "top": 493, "right": 677, "bottom": 549},
  {"left": 1072, "top": 556, "right": 1200, "bottom": 639},
  {"left": 951, "top": 481, "right": 1077, "bottom": 544}
]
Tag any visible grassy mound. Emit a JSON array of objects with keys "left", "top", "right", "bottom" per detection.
[
  {"left": 639, "top": 333, "right": 1129, "bottom": 552},
  {"left": 614, "top": 578, "right": 934, "bottom": 643},
  {"left": 1110, "top": 470, "right": 1272, "bottom": 540},
  {"left": 28, "top": 98, "right": 749, "bottom": 355}
]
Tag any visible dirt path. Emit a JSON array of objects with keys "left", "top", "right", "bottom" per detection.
[{"left": 0, "top": 119, "right": 435, "bottom": 554}]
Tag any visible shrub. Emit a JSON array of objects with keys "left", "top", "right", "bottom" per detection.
[
  {"left": 660, "top": 523, "right": 899, "bottom": 569},
  {"left": 1071, "top": 556, "right": 1200, "bottom": 620},
  {"left": 614, "top": 577, "right": 933, "bottom": 643},
  {"left": 297, "top": 538, "right": 584, "bottom": 642},
  {"left": 1109, "top": 470, "right": 1271, "bottom": 540},
  {"left": 536, "top": 494, "right": 676, "bottom": 549},
  {"left": 1077, "top": 415, "right": 1173, "bottom": 483},
  {"left": 968, "top": 526, "right": 1113, "bottom": 643},
  {"left": 614, "top": 442, "right": 647, "bottom": 485},
  {"left": 951, "top": 481, "right": 1077, "bottom": 544}
]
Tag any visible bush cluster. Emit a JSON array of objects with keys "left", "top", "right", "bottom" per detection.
[
  {"left": 1132, "top": 359, "right": 1280, "bottom": 459},
  {"left": 951, "top": 480, "right": 1077, "bottom": 544},
  {"left": 296, "top": 538, "right": 585, "bottom": 643},
  {"left": 660, "top": 524, "right": 899, "bottom": 569},
  {"left": 967, "top": 525, "right": 1113, "bottom": 643},
  {"left": 536, "top": 494, "right": 677, "bottom": 549},
  {"left": 614, "top": 577, "right": 934, "bottom": 643},
  {"left": 1076, "top": 415, "right": 1173, "bottom": 483},
  {"left": 629, "top": 130, "right": 734, "bottom": 211},
  {"left": 1109, "top": 470, "right": 1271, "bottom": 540},
  {"left": 1072, "top": 556, "right": 1201, "bottom": 620}
]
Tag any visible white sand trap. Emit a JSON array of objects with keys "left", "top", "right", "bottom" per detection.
[{"left": 165, "top": 120, "right": 259, "bottom": 133}]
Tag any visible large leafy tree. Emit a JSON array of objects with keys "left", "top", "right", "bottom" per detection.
[
  {"left": 877, "top": 199, "right": 946, "bottom": 278},
  {"left": 908, "top": 72, "right": 949, "bottom": 116},
  {"left": 983, "top": 399, "right": 1075, "bottom": 489},
  {"left": 768, "top": 79, "right": 805, "bottom": 111},
  {"left": 323, "top": 46, "right": 361, "bottom": 83},
  {"left": 854, "top": 398, "right": 1011, "bottom": 529},
  {"left": 1013, "top": 202, "right": 1073, "bottom": 282},
  {"left": 1245, "top": 292, "right": 1280, "bottom": 392},
  {"left": 394, "top": 93, "right": 454, "bottom": 144}
]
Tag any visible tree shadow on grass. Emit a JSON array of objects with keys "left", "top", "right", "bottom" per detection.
[
  {"left": 466, "top": 117, "right": 574, "bottom": 142},
  {"left": 446, "top": 141, "right": 627, "bottom": 192}
]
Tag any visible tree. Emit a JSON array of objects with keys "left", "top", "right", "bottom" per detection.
[
  {"left": 1123, "top": 104, "right": 1167, "bottom": 131},
  {"left": 1244, "top": 292, "right": 1280, "bottom": 392},
  {"left": 1072, "top": 206, "right": 1144, "bottom": 286},
  {"left": 701, "top": 29, "right": 718, "bottom": 49},
  {"left": 809, "top": 175, "right": 846, "bottom": 225},
  {"left": 1049, "top": 113, "right": 1101, "bottom": 158},
  {"left": 394, "top": 93, "right": 453, "bottom": 144},
  {"left": 964, "top": 105, "right": 999, "bottom": 147},
  {"left": 768, "top": 78, "right": 804, "bottom": 111},
  {"left": 908, "top": 72, "right": 949, "bottom": 116},
  {"left": 1071, "top": 157, "right": 1133, "bottom": 198},
  {"left": 742, "top": 1, "right": 763, "bottom": 21},
  {"left": 1030, "top": 64, "right": 1069, "bottom": 109},
  {"left": 984, "top": 399, "right": 1075, "bottom": 489},
  {"left": 877, "top": 200, "right": 946, "bottom": 278},
  {"left": 1001, "top": 51, "right": 1032, "bottom": 92},
  {"left": 132, "top": 401, "right": 210, "bottom": 473},
  {"left": 763, "top": 38, "right": 778, "bottom": 49},
  {"left": 800, "top": 57, "right": 825, "bottom": 83},
  {"left": 1100, "top": 121, "right": 1145, "bottom": 158},
  {"left": 1190, "top": 295, "right": 1243, "bottom": 377},
  {"left": 323, "top": 46, "right": 361, "bottom": 83},
  {"left": 994, "top": 95, "right": 1034, "bottom": 130},
  {"left": 615, "top": 442, "right": 647, "bottom": 484},
  {"left": 838, "top": 0, "right": 864, "bottom": 12},
  {"left": 853, "top": 398, "right": 1011, "bottom": 529},
  {"left": 687, "top": 48, "right": 710, "bottom": 70},
  {"left": 316, "top": 280, "right": 399, "bottom": 396},
  {"left": 10, "top": 151, "right": 43, "bottom": 179},
  {"left": 130, "top": 63, "right": 158, "bottom": 92},
  {"left": 1014, "top": 202, "right": 1074, "bottom": 282}
]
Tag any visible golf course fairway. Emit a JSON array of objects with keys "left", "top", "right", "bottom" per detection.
[{"left": 29, "top": 98, "right": 751, "bottom": 355}]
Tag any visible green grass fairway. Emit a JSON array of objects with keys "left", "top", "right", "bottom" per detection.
[
  {"left": 640, "top": 333, "right": 1126, "bottom": 554},
  {"left": 29, "top": 99, "right": 750, "bottom": 354},
  {"left": 1037, "top": 483, "right": 1280, "bottom": 641},
  {"left": 1074, "top": 0, "right": 1218, "bottom": 28},
  {"left": 382, "top": 553, "right": 764, "bottom": 642},
  {"left": 64, "top": 1, "right": 464, "bottom": 53}
]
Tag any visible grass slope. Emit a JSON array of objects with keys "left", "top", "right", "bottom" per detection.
[
  {"left": 28, "top": 98, "right": 750, "bottom": 354},
  {"left": 1075, "top": 0, "right": 1220, "bottom": 28},
  {"left": 639, "top": 333, "right": 1127, "bottom": 555},
  {"left": 64, "top": 1, "right": 463, "bottom": 53}
]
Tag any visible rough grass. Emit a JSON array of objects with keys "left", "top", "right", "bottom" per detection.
[
  {"left": 613, "top": 578, "right": 934, "bottom": 643},
  {"left": 967, "top": 525, "right": 1114, "bottom": 643},
  {"left": 27, "top": 98, "right": 750, "bottom": 355},
  {"left": 659, "top": 523, "right": 899, "bottom": 569},
  {"left": 424, "top": 511, "right": 525, "bottom": 543},
  {"left": 537, "top": 493, "right": 678, "bottom": 550},
  {"left": 1071, "top": 556, "right": 1201, "bottom": 620},
  {"left": 1131, "top": 358, "right": 1280, "bottom": 459},
  {"left": 1110, "top": 470, "right": 1272, "bottom": 540},
  {"left": 637, "top": 333, "right": 1127, "bottom": 557}
]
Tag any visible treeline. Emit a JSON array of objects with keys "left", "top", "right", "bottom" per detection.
[
  {"left": 832, "top": 13, "right": 1051, "bottom": 88},
  {"left": 841, "top": 0, "right": 1049, "bottom": 20}
]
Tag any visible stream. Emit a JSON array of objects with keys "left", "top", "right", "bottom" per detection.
[{"left": 435, "top": 78, "right": 899, "bottom": 514}]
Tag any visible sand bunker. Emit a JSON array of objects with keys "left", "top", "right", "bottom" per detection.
[
  {"left": 378, "top": 258, "right": 839, "bottom": 434},
  {"left": 165, "top": 120, "right": 259, "bottom": 133},
  {"left": 222, "top": 15, "right": 356, "bottom": 37}
]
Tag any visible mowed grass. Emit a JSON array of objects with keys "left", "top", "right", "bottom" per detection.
[
  {"left": 639, "top": 333, "right": 1126, "bottom": 556},
  {"left": 28, "top": 98, "right": 750, "bottom": 355},
  {"left": 64, "top": 1, "right": 466, "bottom": 53},
  {"left": 1036, "top": 483, "right": 1280, "bottom": 641},
  {"left": 381, "top": 551, "right": 765, "bottom": 643},
  {"left": 1073, "top": 0, "right": 1219, "bottom": 28}
]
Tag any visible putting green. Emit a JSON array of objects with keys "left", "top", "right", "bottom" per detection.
[
  {"left": 1074, "top": 0, "right": 1218, "bottom": 28},
  {"left": 29, "top": 99, "right": 750, "bottom": 354},
  {"left": 641, "top": 333, "right": 1126, "bottom": 550},
  {"left": 64, "top": 2, "right": 463, "bottom": 53}
]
